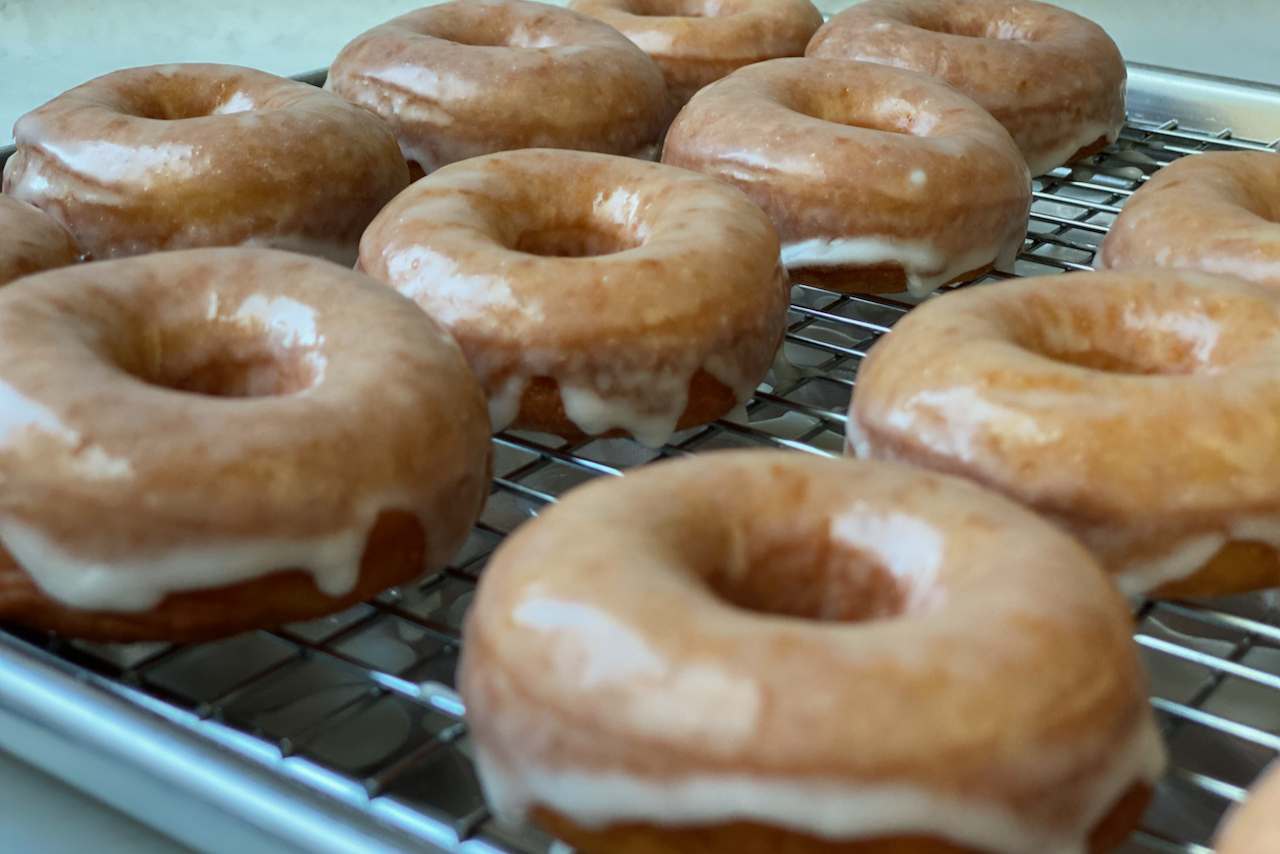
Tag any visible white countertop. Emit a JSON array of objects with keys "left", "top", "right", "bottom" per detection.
[{"left": 0, "top": 1, "right": 1276, "bottom": 852}]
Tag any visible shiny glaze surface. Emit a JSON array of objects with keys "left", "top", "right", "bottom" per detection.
[
  {"left": 0, "top": 248, "right": 492, "bottom": 623},
  {"left": 661, "top": 58, "right": 1030, "bottom": 296},
  {"left": 806, "top": 0, "right": 1127, "bottom": 176},
  {"left": 459, "top": 451, "right": 1162, "bottom": 853},
  {"left": 1216, "top": 760, "right": 1280, "bottom": 854},
  {"left": 2, "top": 64, "right": 409, "bottom": 265},
  {"left": 848, "top": 270, "right": 1280, "bottom": 595},
  {"left": 359, "top": 148, "right": 789, "bottom": 446},
  {"left": 324, "top": 0, "right": 668, "bottom": 175},
  {"left": 1099, "top": 151, "right": 1280, "bottom": 287},
  {"left": 0, "top": 194, "right": 82, "bottom": 285},
  {"left": 567, "top": 0, "right": 822, "bottom": 110}
]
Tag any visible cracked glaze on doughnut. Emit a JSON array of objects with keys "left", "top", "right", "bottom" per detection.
[
  {"left": 3, "top": 64, "right": 409, "bottom": 265},
  {"left": 807, "top": 0, "right": 1126, "bottom": 177},
  {"left": 0, "top": 194, "right": 83, "bottom": 286},
  {"left": 0, "top": 248, "right": 492, "bottom": 641},
  {"left": 325, "top": 0, "right": 668, "bottom": 176},
  {"left": 848, "top": 270, "right": 1280, "bottom": 598},
  {"left": 1099, "top": 152, "right": 1280, "bottom": 288},
  {"left": 459, "top": 451, "right": 1163, "bottom": 854},
  {"left": 567, "top": 0, "right": 823, "bottom": 110},
  {"left": 359, "top": 149, "right": 789, "bottom": 447},
  {"left": 661, "top": 58, "right": 1030, "bottom": 296}
]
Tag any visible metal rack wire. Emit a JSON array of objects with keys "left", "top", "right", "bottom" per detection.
[{"left": 3, "top": 113, "right": 1280, "bottom": 854}]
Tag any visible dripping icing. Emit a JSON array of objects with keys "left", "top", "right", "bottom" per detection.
[
  {"left": 473, "top": 721, "right": 1165, "bottom": 854},
  {"left": 0, "top": 492, "right": 413, "bottom": 612},
  {"left": 780, "top": 237, "right": 1002, "bottom": 298}
]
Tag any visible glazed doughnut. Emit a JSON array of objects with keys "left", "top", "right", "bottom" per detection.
[
  {"left": 325, "top": 0, "right": 668, "bottom": 177},
  {"left": 1216, "top": 761, "right": 1280, "bottom": 854},
  {"left": 2, "top": 63, "right": 409, "bottom": 265},
  {"left": 359, "top": 149, "right": 789, "bottom": 446},
  {"left": 0, "top": 248, "right": 492, "bottom": 642},
  {"left": 1099, "top": 152, "right": 1280, "bottom": 286},
  {"left": 458, "top": 450, "right": 1165, "bottom": 854},
  {"left": 807, "top": 0, "right": 1127, "bottom": 176},
  {"left": 567, "top": 0, "right": 823, "bottom": 111},
  {"left": 0, "top": 194, "right": 82, "bottom": 286},
  {"left": 848, "top": 269, "right": 1280, "bottom": 598},
  {"left": 661, "top": 58, "right": 1030, "bottom": 296}
]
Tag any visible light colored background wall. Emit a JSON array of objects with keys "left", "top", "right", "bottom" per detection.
[{"left": 1, "top": 0, "right": 1279, "bottom": 142}]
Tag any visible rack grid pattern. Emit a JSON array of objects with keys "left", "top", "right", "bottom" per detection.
[{"left": 5, "top": 115, "right": 1280, "bottom": 854}]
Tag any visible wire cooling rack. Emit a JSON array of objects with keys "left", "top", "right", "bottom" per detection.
[{"left": 4, "top": 92, "right": 1280, "bottom": 854}]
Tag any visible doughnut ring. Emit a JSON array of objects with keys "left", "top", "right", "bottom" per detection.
[
  {"left": 0, "top": 194, "right": 83, "bottom": 286},
  {"left": 325, "top": 0, "right": 669, "bottom": 177},
  {"left": 3, "top": 63, "right": 409, "bottom": 265},
  {"left": 661, "top": 58, "right": 1030, "bottom": 296},
  {"left": 848, "top": 269, "right": 1280, "bottom": 598},
  {"left": 0, "top": 248, "right": 493, "bottom": 641},
  {"left": 459, "top": 450, "right": 1163, "bottom": 854},
  {"left": 568, "top": 0, "right": 823, "bottom": 111},
  {"left": 1099, "top": 151, "right": 1280, "bottom": 288},
  {"left": 807, "top": 0, "right": 1127, "bottom": 176},
  {"left": 359, "top": 148, "right": 789, "bottom": 447}
]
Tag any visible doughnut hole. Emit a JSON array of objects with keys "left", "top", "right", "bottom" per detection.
[
  {"left": 419, "top": 13, "right": 571, "bottom": 48},
  {"left": 621, "top": 0, "right": 718, "bottom": 17},
  {"left": 1229, "top": 167, "right": 1280, "bottom": 224},
  {"left": 117, "top": 309, "right": 327, "bottom": 398},
  {"left": 780, "top": 80, "right": 935, "bottom": 136},
  {"left": 514, "top": 226, "right": 643, "bottom": 258},
  {"left": 702, "top": 521, "right": 931, "bottom": 623},
  {"left": 1002, "top": 292, "right": 1251, "bottom": 376},
  {"left": 113, "top": 75, "right": 261, "bottom": 120},
  {"left": 505, "top": 191, "right": 651, "bottom": 258},
  {"left": 903, "top": 4, "right": 1042, "bottom": 41}
]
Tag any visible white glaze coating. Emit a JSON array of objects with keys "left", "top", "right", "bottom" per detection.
[
  {"left": 2, "top": 64, "right": 409, "bottom": 262},
  {"left": 845, "top": 409, "right": 873, "bottom": 458},
  {"left": 830, "top": 507, "right": 943, "bottom": 611},
  {"left": 661, "top": 58, "right": 1032, "bottom": 295},
  {"left": 806, "top": 1, "right": 1128, "bottom": 177},
  {"left": 781, "top": 236, "right": 1012, "bottom": 297},
  {"left": 769, "top": 345, "right": 822, "bottom": 391},
  {"left": 488, "top": 375, "right": 530, "bottom": 433},
  {"left": 0, "top": 494, "right": 397, "bottom": 612},
  {"left": 1091, "top": 518, "right": 1280, "bottom": 597},
  {"left": 0, "top": 249, "right": 493, "bottom": 620},
  {"left": 324, "top": 0, "right": 668, "bottom": 175},
  {"left": 847, "top": 270, "right": 1280, "bottom": 595},
  {"left": 1028, "top": 120, "right": 1121, "bottom": 179},
  {"left": 475, "top": 721, "right": 1166, "bottom": 854},
  {"left": 463, "top": 344, "right": 753, "bottom": 446},
  {"left": 461, "top": 453, "right": 1165, "bottom": 852},
  {"left": 360, "top": 149, "right": 789, "bottom": 446},
  {"left": 854, "top": 374, "right": 1280, "bottom": 597},
  {"left": 560, "top": 383, "right": 688, "bottom": 449}
]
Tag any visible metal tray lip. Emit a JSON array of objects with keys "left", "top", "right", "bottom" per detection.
[
  {"left": 1128, "top": 60, "right": 1280, "bottom": 98},
  {"left": 1127, "top": 61, "right": 1280, "bottom": 142},
  {"left": 0, "top": 629, "right": 460, "bottom": 854}
]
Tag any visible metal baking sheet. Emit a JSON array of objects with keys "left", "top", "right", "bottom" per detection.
[{"left": 2, "top": 63, "right": 1280, "bottom": 854}]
